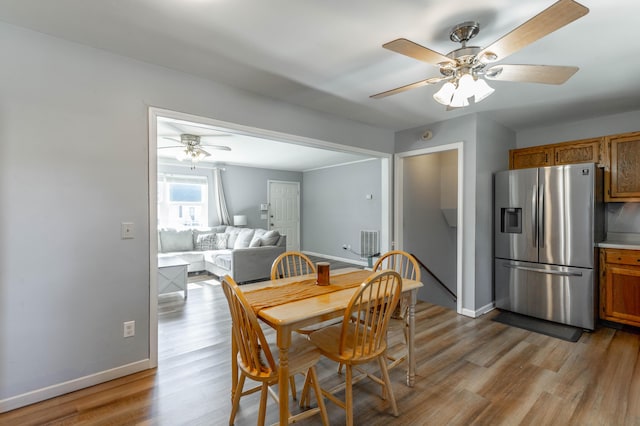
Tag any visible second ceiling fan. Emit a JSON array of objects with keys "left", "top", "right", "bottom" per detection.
[{"left": 371, "top": 0, "right": 589, "bottom": 108}]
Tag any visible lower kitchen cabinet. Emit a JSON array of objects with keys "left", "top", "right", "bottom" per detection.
[{"left": 600, "top": 248, "right": 640, "bottom": 327}]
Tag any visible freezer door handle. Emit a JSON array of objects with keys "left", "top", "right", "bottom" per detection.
[
  {"left": 531, "top": 185, "right": 537, "bottom": 248},
  {"left": 538, "top": 184, "right": 545, "bottom": 249},
  {"left": 503, "top": 264, "right": 583, "bottom": 277}
]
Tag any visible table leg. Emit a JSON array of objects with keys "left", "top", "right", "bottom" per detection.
[
  {"left": 407, "top": 289, "right": 417, "bottom": 387},
  {"left": 277, "top": 327, "right": 292, "bottom": 425}
]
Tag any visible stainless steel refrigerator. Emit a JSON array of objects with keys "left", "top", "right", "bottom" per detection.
[{"left": 494, "top": 163, "right": 604, "bottom": 330}]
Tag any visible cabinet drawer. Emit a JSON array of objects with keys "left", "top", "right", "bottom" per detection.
[{"left": 604, "top": 249, "right": 640, "bottom": 266}]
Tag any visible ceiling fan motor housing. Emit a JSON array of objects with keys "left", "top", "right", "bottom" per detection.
[
  {"left": 180, "top": 134, "right": 200, "bottom": 146},
  {"left": 449, "top": 21, "right": 480, "bottom": 44}
]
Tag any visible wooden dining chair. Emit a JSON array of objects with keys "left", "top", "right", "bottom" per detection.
[
  {"left": 270, "top": 251, "right": 316, "bottom": 280},
  {"left": 220, "top": 275, "right": 329, "bottom": 426},
  {"left": 308, "top": 270, "right": 402, "bottom": 426},
  {"left": 373, "top": 250, "right": 421, "bottom": 370}
]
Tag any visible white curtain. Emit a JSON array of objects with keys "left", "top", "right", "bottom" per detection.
[{"left": 213, "top": 168, "right": 231, "bottom": 225}]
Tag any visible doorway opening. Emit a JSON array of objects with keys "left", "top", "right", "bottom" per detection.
[
  {"left": 148, "top": 107, "right": 392, "bottom": 367},
  {"left": 395, "top": 143, "right": 464, "bottom": 314}
]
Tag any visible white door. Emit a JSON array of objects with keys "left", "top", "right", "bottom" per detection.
[{"left": 268, "top": 181, "right": 300, "bottom": 251}]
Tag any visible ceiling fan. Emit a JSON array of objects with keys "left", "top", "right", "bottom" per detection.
[
  {"left": 160, "top": 133, "right": 231, "bottom": 168},
  {"left": 371, "top": 0, "right": 589, "bottom": 108}
]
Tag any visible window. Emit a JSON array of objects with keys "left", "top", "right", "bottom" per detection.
[{"left": 158, "top": 174, "right": 208, "bottom": 228}]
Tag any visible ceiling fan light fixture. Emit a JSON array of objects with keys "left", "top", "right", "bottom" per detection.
[
  {"left": 456, "top": 73, "right": 475, "bottom": 98},
  {"left": 176, "top": 148, "right": 190, "bottom": 162},
  {"left": 433, "top": 82, "right": 456, "bottom": 105},
  {"left": 449, "top": 89, "right": 469, "bottom": 108},
  {"left": 474, "top": 78, "right": 495, "bottom": 103}
]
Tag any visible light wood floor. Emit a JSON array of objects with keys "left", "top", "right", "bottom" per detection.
[{"left": 2, "top": 278, "right": 639, "bottom": 425}]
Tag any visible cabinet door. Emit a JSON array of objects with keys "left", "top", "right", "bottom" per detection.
[
  {"left": 602, "top": 263, "right": 640, "bottom": 327},
  {"left": 509, "top": 146, "right": 553, "bottom": 169},
  {"left": 554, "top": 139, "right": 602, "bottom": 166},
  {"left": 607, "top": 131, "right": 640, "bottom": 201}
]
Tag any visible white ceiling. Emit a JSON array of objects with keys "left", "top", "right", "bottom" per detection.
[
  {"left": 2, "top": 0, "right": 640, "bottom": 167},
  {"left": 157, "top": 116, "right": 374, "bottom": 171}
]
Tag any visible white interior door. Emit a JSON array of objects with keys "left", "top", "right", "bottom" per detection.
[{"left": 268, "top": 180, "right": 300, "bottom": 251}]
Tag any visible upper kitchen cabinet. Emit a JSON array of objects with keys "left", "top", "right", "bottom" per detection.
[
  {"left": 509, "top": 138, "right": 603, "bottom": 170},
  {"left": 606, "top": 131, "right": 640, "bottom": 202},
  {"left": 509, "top": 145, "right": 553, "bottom": 169}
]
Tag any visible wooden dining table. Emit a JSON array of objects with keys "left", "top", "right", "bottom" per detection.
[{"left": 238, "top": 267, "right": 423, "bottom": 426}]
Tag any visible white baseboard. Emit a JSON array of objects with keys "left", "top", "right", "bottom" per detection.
[
  {"left": 302, "top": 251, "right": 368, "bottom": 267},
  {"left": 461, "top": 302, "right": 495, "bottom": 318},
  {"left": 0, "top": 359, "right": 151, "bottom": 413}
]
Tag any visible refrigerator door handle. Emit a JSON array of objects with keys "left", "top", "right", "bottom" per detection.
[
  {"left": 538, "top": 184, "right": 545, "bottom": 248},
  {"left": 531, "top": 185, "right": 537, "bottom": 248},
  {"left": 504, "top": 264, "right": 583, "bottom": 277}
]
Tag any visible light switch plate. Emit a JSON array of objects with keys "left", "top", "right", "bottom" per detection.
[{"left": 121, "top": 222, "right": 134, "bottom": 239}]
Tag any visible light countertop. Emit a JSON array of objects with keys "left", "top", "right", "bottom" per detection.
[{"left": 597, "top": 232, "right": 640, "bottom": 250}]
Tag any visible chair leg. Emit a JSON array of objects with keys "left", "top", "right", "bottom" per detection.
[
  {"left": 299, "top": 371, "right": 312, "bottom": 408},
  {"left": 229, "top": 374, "right": 245, "bottom": 425},
  {"left": 308, "top": 366, "right": 330, "bottom": 426},
  {"left": 290, "top": 376, "right": 297, "bottom": 400},
  {"left": 377, "top": 355, "right": 398, "bottom": 417},
  {"left": 345, "top": 365, "right": 354, "bottom": 426},
  {"left": 257, "top": 382, "right": 269, "bottom": 426}
]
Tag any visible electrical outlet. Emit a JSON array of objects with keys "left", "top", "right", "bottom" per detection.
[{"left": 123, "top": 321, "right": 135, "bottom": 338}]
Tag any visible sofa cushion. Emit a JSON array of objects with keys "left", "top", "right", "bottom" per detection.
[
  {"left": 260, "top": 230, "right": 280, "bottom": 246},
  {"left": 159, "top": 229, "right": 194, "bottom": 252},
  {"left": 226, "top": 229, "right": 241, "bottom": 248},
  {"left": 158, "top": 251, "right": 204, "bottom": 266},
  {"left": 249, "top": 229, "right": 266, "bottom": 247},
  {"left": 234, "top": 229, "right": 255, "bottom": 249},
  {"left": 214, "top": 233, "right": 229, "bottom": 250},
  {"left": 195, "top": 233, "right": 216, "bottom": 250}
]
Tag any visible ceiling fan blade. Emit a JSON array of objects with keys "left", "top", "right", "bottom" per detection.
[
  {"left": 158, "top": 145, "right": 185, "bottom": 149},
  {"left": 195, "top": 148, "right": 211, "bottom": 157},
  {"left": 370, "top": 77, "right": 447, "bottom": 99},
  {"left": 383, "top": 38, "right": 454, "bottom": 66},
  {"left": 478, "top": 0, "right": 589, "bottom": 63},
  {"left": 200, "top": 145, "right": 231, "bottom": 151},
  {"left": 162, "top": 137, "right": 181, "bottom": 143},
  {"left": 485, "top": 64, "right": 578, "bottom": 84}
]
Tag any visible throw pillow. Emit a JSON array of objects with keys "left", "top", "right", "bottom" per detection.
[
  {"left": 234, "top": 229, "right": 255, "bottom": 249},
  {"left": 195, "top": 233, "right": 216, "bottom": 250},
  {"left": 260, "top": 230, "right": 280, "bottom": 246},
  {"left": 249, "top": 236, "right": 262, "bottom": 247},
  {"left": 214, "top": 233, "right": 229, "bottom": 250}
]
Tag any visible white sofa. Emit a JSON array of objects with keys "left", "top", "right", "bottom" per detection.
[{"left": 158, "top": 225, "right": 286, "bottom": 283}]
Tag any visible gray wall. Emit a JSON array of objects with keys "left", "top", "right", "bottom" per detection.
[
  {"left": 475, "top": 118, "right": 516, "bottom": 308},
  {"left": 302, "top": 160, "right": 382, "bottom": 261},
  {"left": 395, "top": 114, "right": 515, "bottom": 315},
  {"left": 516, "top": 110, "right": 640, "bottom": 149},
  {"left": 222, "top": 165, "right": 302, "bottom": 229},
  {"left": 402, "top": 152, "right": 457, "bottom": 308},
  {"left": 0, "top": 22, "right": 393, "bottom": 408}
]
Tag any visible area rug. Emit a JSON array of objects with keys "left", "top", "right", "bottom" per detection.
[{"left": 492, "top": 311, "right": 583, "bottom": 342}]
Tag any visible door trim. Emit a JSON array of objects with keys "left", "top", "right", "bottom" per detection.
[{"left": 394, "top": 142, "right": 464, "bottom": 315}]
